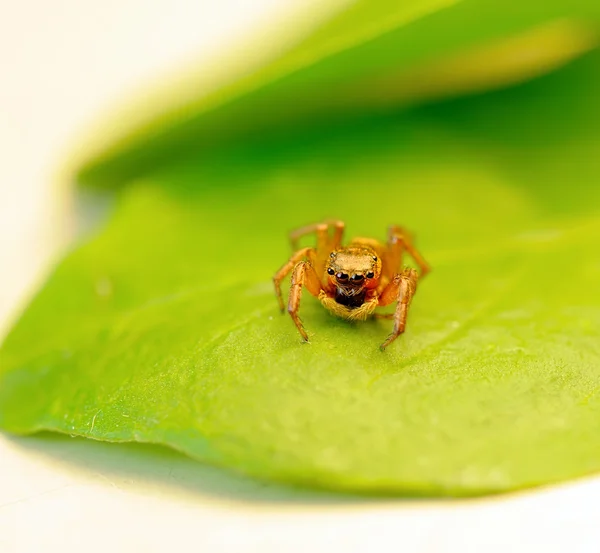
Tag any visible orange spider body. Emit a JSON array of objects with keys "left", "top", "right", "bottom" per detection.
[{"left": 273, "top": 221, "right": 430, "bottom": 350}]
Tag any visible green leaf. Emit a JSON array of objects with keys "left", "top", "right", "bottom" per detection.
[
  {"left": 2, "top": 48, "right": 600, "bottom": 495},
  {"left": 72, "top": 0, "right": 600, "bottom": 186}
]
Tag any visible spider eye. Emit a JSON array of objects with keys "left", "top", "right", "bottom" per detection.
[
  {"left": 329, "top": 252, "right": 336, "bottom": 258},
  {"left": 366, "top": 271, "right": 375, "bottom": 278},
  {"left": 372, "top": 256, "right": 378, "bottom": 261},
  {"left": 327, "top": 268, "right": 335, "bottom": 275}
]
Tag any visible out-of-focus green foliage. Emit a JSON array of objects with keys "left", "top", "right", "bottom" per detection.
[
  {"left": 1, "top": 1, "right": 600, "bottom": 495},
  {"left": 76, "top": 0, "right": 600, "bottom": 186}
]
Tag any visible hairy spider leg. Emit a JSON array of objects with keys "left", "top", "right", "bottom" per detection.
[
  {"left": 386, "top": 225, "right": 431, "bottom": 280},
  {"left": 287, "top": 260, "right": 323, "bottom": 341},
  {"left": 289, "top": 220, "right": 345, "bottom": 251},
  {"left": 378, "top": 267, "right": 419, "bottom": 350},
  {"left": 289, "top": 220, "right": 345, "bottom": 276},
  {"left": 275, "top": 221, "right": 348, "bottom": 341},
  {"left": 273, "top": 247, "right": 317, "bottom": 312},
  {"left": 374, "top": 313, "right": 394, "bottom": 320},
  {"left": 289, "top": 222, "right": 327, "bottom": 252}
]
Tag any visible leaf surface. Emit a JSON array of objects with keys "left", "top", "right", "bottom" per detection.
[{"left": 2, "top": 49, "right": 600, "bottom": 494}]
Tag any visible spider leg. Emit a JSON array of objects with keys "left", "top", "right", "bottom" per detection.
[
  {"left": 378, "top": 267, "right": 418, "bottom": 350},
  {"left": 273, "top": 247, "right": 316, "bottom": 312},
  {"left": 386, "top": 225, "right": 430, "bottom": 279},
  {"left": 288, "top": 260, "right": 323, "bottom": 342},
  {"left": 289, "top": 220, "right": 345, "bottom": 253},
  {"left": 374, "top": 313, "right": 394, "bottom": 320},
  {"left": 329, "top": 220, "right": 345, "bottom": 250}
]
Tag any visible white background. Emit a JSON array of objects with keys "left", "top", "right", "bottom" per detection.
[{"left": 1, "top": 2, "right": 599, "bottom": 551}]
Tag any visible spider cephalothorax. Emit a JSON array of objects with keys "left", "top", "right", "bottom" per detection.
[
  {"left": 274, "top": 221, "right": 430, "bottom": 350},
  {"left": 326, "top": 247, "right": 381, "bottom": 307}
]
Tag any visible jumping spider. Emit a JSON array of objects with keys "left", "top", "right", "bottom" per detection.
[{"left": 273, "top": 221, "right": 430, "bottom": 350}]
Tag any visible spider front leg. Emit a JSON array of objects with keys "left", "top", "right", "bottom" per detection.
[
  {"left": 273, "top": 247, "right": 316, "bottom": 312},
  {"left": 378, "top": 267, "right": 418, "bottom": 350},
  {"left": 287, "top": 260, "right": 323, "bottom": 342}
]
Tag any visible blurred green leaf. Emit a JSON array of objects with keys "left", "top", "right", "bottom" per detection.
[
  {"left": 74, "top": 0, "right": 600, "bottom": 186},
  {"left": 2, "top": 47, "right": 600, "bottom": 494}
]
